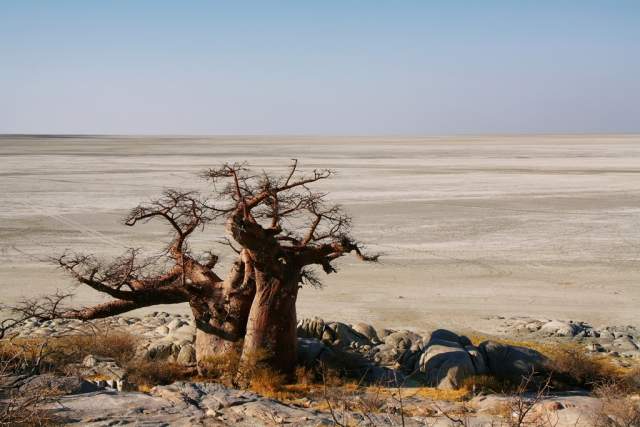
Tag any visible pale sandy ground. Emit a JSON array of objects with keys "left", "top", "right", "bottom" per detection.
[{"left": 1, "top": 135, "right": 639, "bottom": 332}]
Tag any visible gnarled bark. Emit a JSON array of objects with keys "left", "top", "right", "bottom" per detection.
[{"left": 241, "top": 268, "right": 300, "bottom": 378}]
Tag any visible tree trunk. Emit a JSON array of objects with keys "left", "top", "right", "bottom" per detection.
[
  {"left": 240, "top": 267, "right": 300, "bottom": 379},
  {"left": 189, "top": 258, "right": 255, "bottom": 367}
]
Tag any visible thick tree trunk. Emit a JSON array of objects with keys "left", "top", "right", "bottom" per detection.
[
  {"left": 240, "top": 267, "right": 300, "bottom": 379},
  {"left": 188, "top": 258, "right": 256, "bottom": 367}
]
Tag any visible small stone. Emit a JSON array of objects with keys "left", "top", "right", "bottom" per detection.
[{"left": 176, "top": 344, "right": 196, "bottom": 365}]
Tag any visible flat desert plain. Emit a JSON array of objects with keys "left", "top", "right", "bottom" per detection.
[{"left": 1, "top": 135, "right": 640, "bottom": 331}]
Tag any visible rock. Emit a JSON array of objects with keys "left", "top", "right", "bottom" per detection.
[
  {"left": 416, "top": 339, "right": 476, "bottom": 390},
  {"left": 428, "top": 329, "right": 471, "bottom": 347},
  {"left": 540, "top": 320, "right": 581, "bottom": 337},
  {"left": 383, "top": 330, "right": 422, "bottom": 350},
  {"left": 324, "top": 322, "right": 371, "bottom": 348},
  {"left": 465, "top": 345, "right": 489, "bottom": 375},
  {"left": 17, "top": 374, "right": 100, "bottom": 396},
  {"left": 297, "top": 338, "right": 332, "bottom": 366},
  {"left": 146, "top": 340, "right": 177, "bottom": 360},
  {"left": 83, "top": 354, "right": 116, "bottom": 368},
  {"left": 176, "top": 344, "right": 196, "bottom": 365},
  {"left": 166, "top": 318, "right": 188, "bottom": 331},
  {"left": 169, "top": 324, "right": 196, "bottom": 344},
  {"left": 479, "top": 340, "right": 548, "bottom": 381},
  {"left": 352, "top": 322, "right": 381, "bottom": 344},
  {"left": 154, "top": 325, "right": 170, "bottom": 335},
  {"left": 373, "top": 343, "right": 402, "bottom": 366},
  {"left": 79, "top": 355, "right": 127, "bottom": 383},
  {"left": 612, "top": 337, "right": 638, "bottom": 352},
  {"left": 297, "top": 317, "right": 326, "bottom": 340}
]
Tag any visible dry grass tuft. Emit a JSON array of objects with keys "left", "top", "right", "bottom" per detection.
[
  {"left": 592, "top": 380, "right": 640, "bottom": 426},
  {"left": 469, "top": 334, "right": 636, "bottom": 391},
  {"left": 548, "top": 344, "right": 624, "bottom": 388},
  {"left": 248, "top": 367, "right": 287, "bottom": 397},
  {"left": 0, "top": 330, "right": 137, "bottom": 375},
  {"left": 198, "top": 351, "right": 241, "bottom": 383},
  {"left": 125, "top": 360, "right": 194, "bottom": 389}
]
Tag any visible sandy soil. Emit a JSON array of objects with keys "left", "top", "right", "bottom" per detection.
[{"left": 1, "top": 134, "right": 639, "bottom": 331}]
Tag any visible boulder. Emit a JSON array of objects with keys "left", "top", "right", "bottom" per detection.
[
  {"left": 611, "top": 336, "right": 638, "bottom": 352},
  {"left": 372, "top": 343, "right": 403, "bottom": 367},
  {"left": 479, "top": 340, "right": 548, "bottom": 381},
  {"left": 352, "top": 322, "right": 381, "bottom": 344},
  {"left": 166, "top": 318, "right": 188, "bottom": 331},
  {"left": 383, "top": 330, "right": 422, "bottom": 350},
  {"left": 540, "top": 320, "right": 581, "bottom": 337},
  {"left": 176, "top": 344, "right": 197, "bottom": 365},
  {"left": 169, "top": 324, "right": 196, "bottom": 344},
  {"left": 17, "top": 374, "right": 100, "bottom": 396},
  {"left": 83, "top": 354, "right": 116, "bottom": 368},
  {"left": 324, "top": 322, "right": 371, "bottom": 348},
  {"left": 428, "top": 329, "right": 471, "bottom": 347},
  {"left": 146, "top": 340, "right": 178, "bottom": 360},
  {"left": 297, "top": 338, "right": 334, "bottom": 366},
  {"left": 297, "top": 317, "right": 326, "bottom": 340},
  {"left": 416, "top": 342, "right": 476, "bottom": 389},
  {"left": 465, "top": 345, "right": 489, "bottom": 375}
]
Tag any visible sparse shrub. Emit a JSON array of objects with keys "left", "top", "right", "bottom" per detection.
[
  {"left": 248, "top": 367, "right": 286, "bottom": 396},
  {"left": 460, "top": 374, "right": 515, "bottom": 395},
  {"left": 294, "top": 366, "right": 316, "bottom": 385},
  {"left": 548, "top": 344, "right": 622, "bottom": 388},
  {"left": 199, "top": 350, "right": 241, "bottom": 383},
  {"left": 0, "top": 345, "right": 60, "bottom": 425},
  {"left": 125, "top": 360, "right": 194, "bottom": 388},
  {"left": 0, "top": 329, "right": 137, "bottom": 376},
  {"left": 592, "top": 380, "right": 640, "bottom": 426}
]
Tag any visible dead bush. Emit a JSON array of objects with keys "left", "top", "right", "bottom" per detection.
[
  {"left": 249, "top": 367, "right": 287, "bottom": 396},
  {"left": 294, "top": 366, "right": 316, "bottom": 385},
  {"left": 548, "top": 344, "right": 622, "bottom": 388},
  {"left": 198, "top": 350, "right": 241, "bottom": 383},
  {"left": 0, "top": 330, "right": 137, "bottom": 377},
  {"left": 461, "top": 374, "right": 518, "bottom": 395},
  {"left": 0, "top": 390, "right": 60, "bottom": 426},
  {"left": 125, "top": 360, "right": 194, "bottom": 389},
  {"left": 0, "top": 348, "right": 59, "bottom": 426},
  {"left": 592, "top": 380, "right": 640, "bottom": 426}
]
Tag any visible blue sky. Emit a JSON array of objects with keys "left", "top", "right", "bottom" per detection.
[{"left": 1, "top": 1, "right": 638, "bottom": 134}]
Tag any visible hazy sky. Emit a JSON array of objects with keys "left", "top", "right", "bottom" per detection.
[{"left": 1, "top": 1, "right": 638, "bottom": 135}]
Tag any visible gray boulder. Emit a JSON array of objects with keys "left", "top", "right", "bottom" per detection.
[
  {"left": 352, "top": 322, "right": 381, "bottom": 344},
  {"left": 414, "top": 330, "right": 478, "bottom": 390},
  {"left": 479, "top": 340, "right": 548, "bottom": 381},
  {"left": 383, "top": 330, "right": 422, "bottom": 350},
  {"left": 373, "top": 330, "right": 424, "bottom": 371},
  {"left": 416, "top": 342, "right": 475, "bottom": 390},
  {"left": 297, "top": 338, "right": 335, "bottom": 366},
  {"left": 465, "top": 345, "right": 489, "bottom": 375},
  {"left": 540, "top": 320, "right": 581, "bottom": 337},
  {"left": 146, "top": 340, "right": 179, "bottom": 360},
  {"left": 297, "top": 317, "right": 326, "bottom": 340},
  {"left": 176, "top": 344, "right": 197, "bottom": 365},
  {"left": 428, "top": 329, "right": 471, "bottom": 347},
  {"left": 323, "top": 322, "right": 371, "bottom": 348},
  {"left": 17, "top": 374, "right": 100, "bottom": 395}
]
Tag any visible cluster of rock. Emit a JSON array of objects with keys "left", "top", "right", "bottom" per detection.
[
  {"left": 8, "top": 312, "right": 198, "bottom": 366},
  {"left": 297, "top": 317, "right": 547, "bottom": 390},
  {"left": 7, "top": 312, "right": 638, "bottom": 392},
  {"left": 3, "top": 313, "right": 634, "bottom": 426},
  {"left": 36, "top": 379, "right": 598, "bottom": 426},
  {"left": 487, "top": 316, "right": 640, "bottom": 360},
  {"left": 8, "top": 376, "right": 593, "bottom": 426}
]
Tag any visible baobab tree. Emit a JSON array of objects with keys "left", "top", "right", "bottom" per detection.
[{"left": 52, "top": 161, "right": 377, "bottom": 377}]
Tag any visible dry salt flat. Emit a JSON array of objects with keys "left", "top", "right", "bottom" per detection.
[{"left": 1, "top": 134, "right": 640, "bottom": 332}]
